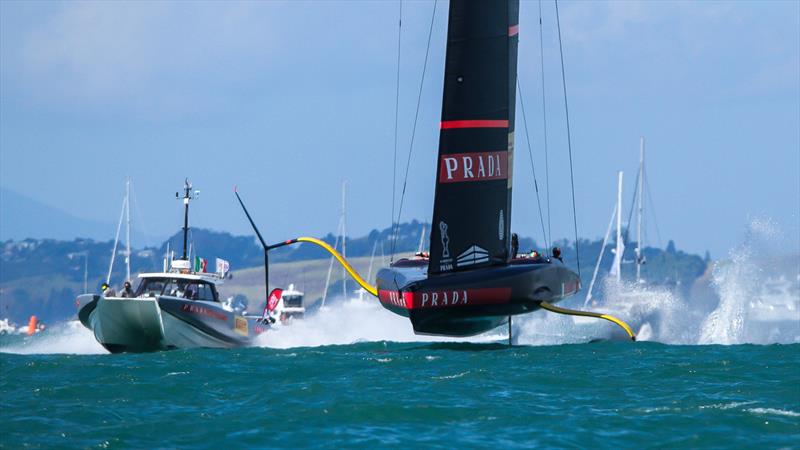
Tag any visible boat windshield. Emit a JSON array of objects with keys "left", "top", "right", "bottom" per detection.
[
  {"left": 283, "top": 295, "right": 303, "bottom": 308},
  {"left": 135, "top": 277, "right": 218, "bottom": 302},
  {"left": 135, "top": 278, "right": 167, "bottom": 297}
]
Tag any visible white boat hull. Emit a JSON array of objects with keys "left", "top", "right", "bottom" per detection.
[
  {"left": 90, "top": 297, "right": 168, "bottom": 352},
  {"left": 77, "top": 294, "right": 265, "bottom": 353}
]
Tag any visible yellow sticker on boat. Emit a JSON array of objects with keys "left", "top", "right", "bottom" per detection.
[{"left": 234, "top": 316, "right": 248, "bottom": 336}]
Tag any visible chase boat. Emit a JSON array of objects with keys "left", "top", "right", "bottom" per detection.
[{"left": 76, "top": 181, "right": 272, "bottom": 353}]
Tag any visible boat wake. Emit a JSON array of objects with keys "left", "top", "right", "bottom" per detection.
[
  {"left": 253, "top": 297, "right": 506, "bottom": 349},
  {"left": 0, "top": 320, "right": 107, "bottom": 355},
  {"left": 515, "top": 218, "right": 799, "bottom": 346}
]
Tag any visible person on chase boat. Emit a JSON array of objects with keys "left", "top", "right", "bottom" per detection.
[{"left": 120, "top": 281, "right": 134, "bottom": 298}]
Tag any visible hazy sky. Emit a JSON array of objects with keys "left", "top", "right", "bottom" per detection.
[{"left": 1, "top": 0, "right": 798, "bottom": 258}]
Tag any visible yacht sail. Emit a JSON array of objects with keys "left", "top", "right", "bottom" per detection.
[{"left": 429, "top": 0, "right": 519, "bottom": 275}]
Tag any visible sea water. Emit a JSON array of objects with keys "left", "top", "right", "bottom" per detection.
[
  {"left": 1, "top": 337, "right": 798, "bottom": 448},
  {"left": 2, "top": 221, "right": 798, "bottom": 448}
]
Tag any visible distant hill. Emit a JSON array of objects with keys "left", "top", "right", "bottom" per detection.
[
  {"left": 0, "top": 187, "right": 115, "bottom": 242},
  {"left": 0, "top": 220, "right": 710, "bottom": 325},
  {"left": 158, "top": 220, "right": 434, "bottom": 268},
  {"left": 0, "top": 186, "right": 163, "bottom": 244}
]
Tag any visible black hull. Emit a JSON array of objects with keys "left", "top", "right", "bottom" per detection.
[{"left": 376, "top": 259, "right": 579, "bottom": 336}]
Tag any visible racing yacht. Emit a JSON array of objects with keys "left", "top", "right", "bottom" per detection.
[{"left": 232, "top": 0, "right": 636, "bottom": 342}]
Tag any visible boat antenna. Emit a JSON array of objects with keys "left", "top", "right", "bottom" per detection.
[{"left": 176, "top": 179, "right": 197, "bottom": 261}]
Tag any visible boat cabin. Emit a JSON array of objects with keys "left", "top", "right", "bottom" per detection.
[
  {"left": 280, "top": 283, "right": 305, "bottom": 319},
  {"left": 134, "top": 273, "right": 221, "bottom": 303}
]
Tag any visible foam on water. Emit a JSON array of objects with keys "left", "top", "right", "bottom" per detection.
[
  {"left": 514, "top": 218, "right": 799, "bottom": 346},
  {"left": 746, "top": 407, "right": 800, "bottom": 418},
  {"left": 0, "top": 320, "right": 106, "bottom": 355},
  {"left": 253, "top": 296, "right": 506, "bottom": 349},
  {"left": 513, "top": 279, "right": 701, "bottom": 345}
]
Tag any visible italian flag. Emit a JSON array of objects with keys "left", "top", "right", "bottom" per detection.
[{"left": 194, "top": 256, "right": 208, "bottom": 273}]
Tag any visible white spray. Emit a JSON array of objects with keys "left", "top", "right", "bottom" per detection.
[
  {"left": 0, "top": 320, "right": 107, "bottom": 355},
  {"left": 515, "top": 218, "right": 799, "bottom": 346},
  {"left": 254, "top": 295, "right": 504, "bottom": 349}
]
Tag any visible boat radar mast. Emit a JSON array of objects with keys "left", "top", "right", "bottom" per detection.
[{"left": 176, "top": 179, "right": 199, "bottom": 261}]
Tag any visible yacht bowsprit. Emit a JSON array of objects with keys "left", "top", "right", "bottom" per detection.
[{"left": 76, "top": 180, "right": 272, "bottom": 353}]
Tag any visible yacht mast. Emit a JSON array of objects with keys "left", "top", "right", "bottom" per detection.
[
  {"left": 125, "top": 178, "right": 132, "bottom": 282},
  {"left": 341, "top": 181, "right": 347, "bottom": 301},
  {"left": 84, "top": 253, "right": 88, "bottom": 294},
  {"left": 357, "top": 240, "right": 379, "bottom": 302},
  {"left": 366, "top": 240, "right": 377, "bottom": 283},
  {"left": 321, "top": 218, "right": 342, "bottom": 308},
  {"left": 609, "top": 171, "right": 624, "bottom": 282},
  {"left": 584, "top": 203, "right": 617, "bottom": 307},
  {"left": 107, "top": 195, "right": 126, "bottom": 285},
  {"left": 636, "top": 138, "right": 645, "bottom": 282}
]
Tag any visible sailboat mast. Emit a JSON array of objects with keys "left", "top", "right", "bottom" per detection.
[
  {"left": 357, "top": 240, "right": 379, "bottom": 302},
  {"left": 584, "top": 203, "right": 616, "bottom": 307},
  {"left": 341, "top": 181, "right": 347, "bottom": 301},
  {"left": 125, "top": 178, "right": 131, "bottom": 282},
  {"left": 321, "top": 217, "right": 342, "bottom": 308},
  {"left": 614, "top": 171, "right": 623, "bottom": 283},
  {"left": 636, "top": 137, "right": 644, "bottom": 282},
  {"left": 84, "top": 253, "right": 88, "bottom": 294},
  {"left": 107, "top": 195, "right": 126, "bottom": 284},
  {"left": 367, "top": 240, "right": 377, "bottom": 283}
]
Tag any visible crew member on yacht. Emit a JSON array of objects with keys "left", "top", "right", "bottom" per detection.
[
  {"left": 552, "top": 247, "right": 563, "bottom": 262},
  {"left": 101, "top": 282, "right": 116, "bottom": 297},
  {"left": 511, "top": 233, "right": 519, "bottom": 258},
  {"left": 120, "top": 281, "right": 134, "bottom": 298}
]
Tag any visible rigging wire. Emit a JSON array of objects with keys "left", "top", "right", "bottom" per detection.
[
  {"left": 537, "top": 0, "right": 553, "bottom": 250},
  {"left": 554, "top": 0, "right": 581, "bottom": 276},
  {"left": 390, "top": 0, "right": 438, "bottom": 260},
  {"left": 644, "top": 167, "right": 663, "bottom": 247},
  {"left": 321, "top": 218, "right": 343, "bottom": 307},
  {"left": 623, "top": 168, "right": 640, "bottom": 246},
  {"left": 518, "top": 81, "right": 550, "bottom": 251},
  {"left": 130, "top": 181, "right": 159, "bottom": 268},
  {"left": 390, "top": 0, "right": 403, "bottom": 263}
]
